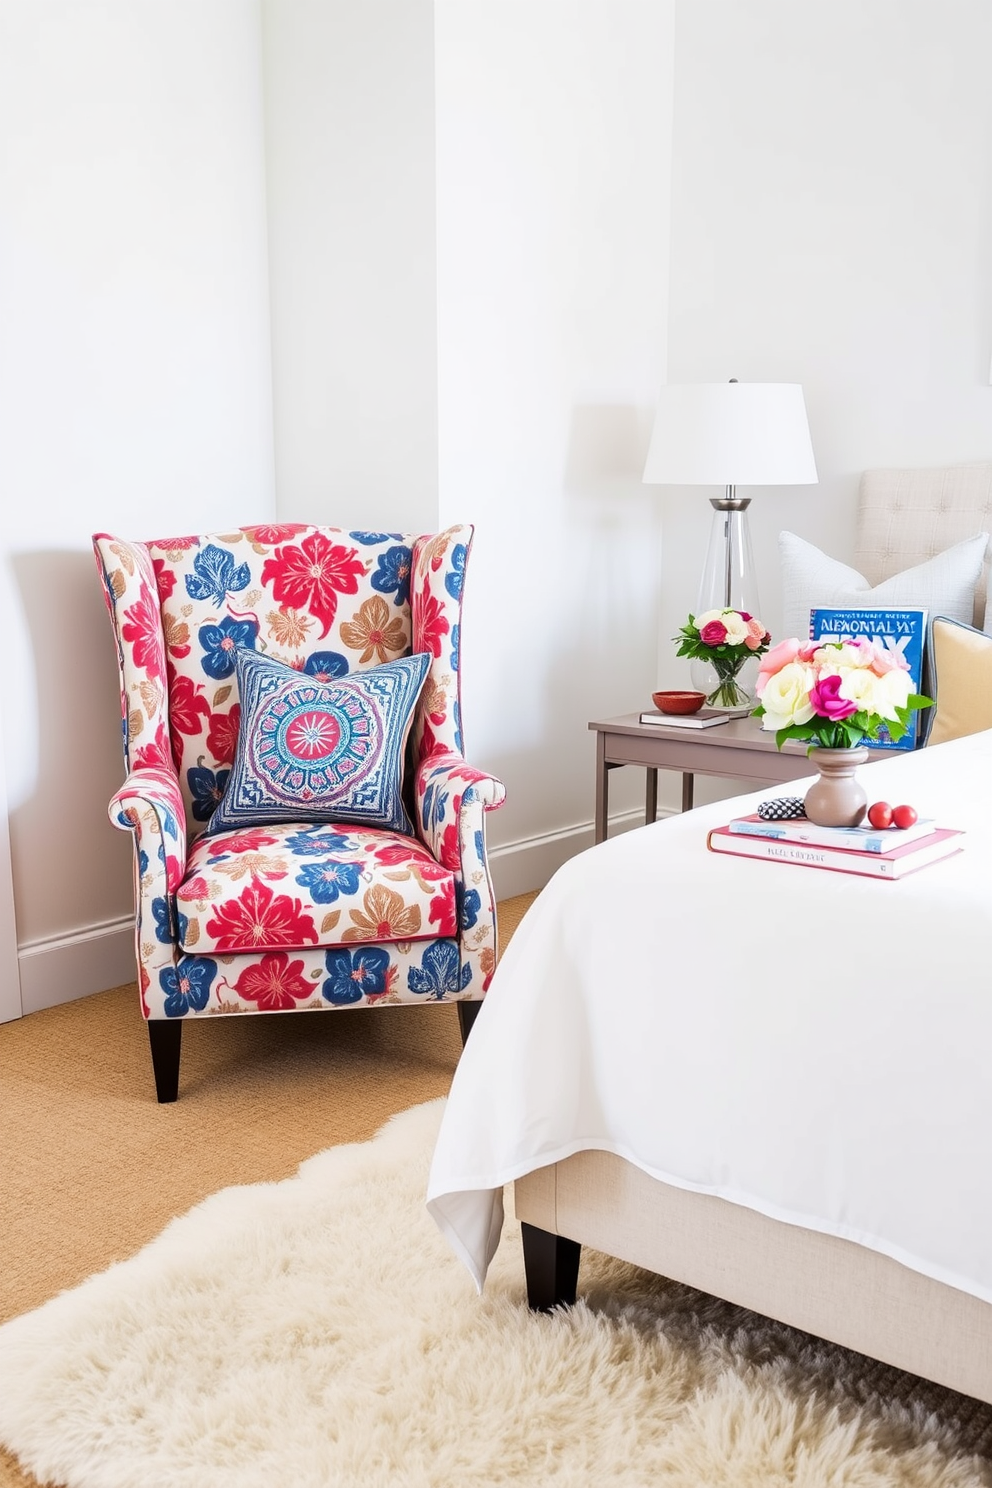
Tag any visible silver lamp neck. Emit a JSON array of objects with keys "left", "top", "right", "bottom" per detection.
[{"left": 710, "top": 486, "right": 751, "bottom": 513}]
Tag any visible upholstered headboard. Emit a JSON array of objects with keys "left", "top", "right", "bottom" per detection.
[{"left": 854, "top": 462, "right": 992, "bottom": 630}]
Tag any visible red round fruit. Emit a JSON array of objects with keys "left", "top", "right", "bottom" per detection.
[
  {"left": 892, "top": 803, "right": 918, "bottom": 829},
  {"left": 867, "top": 801, "right": 893, "bottom": 829}
]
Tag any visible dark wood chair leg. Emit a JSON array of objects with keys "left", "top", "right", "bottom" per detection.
[
  {"left": 148, "top": 1019, "right": 182, "bottom": 1103},
  {"left": 521, "top": 1221, "right": 581, "bottom": 1311},
  {"left": 457, "top": 999, "right": 483, "bottom": 1046}
]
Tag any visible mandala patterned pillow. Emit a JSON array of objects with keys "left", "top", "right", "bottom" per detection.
[{"left": 207, "top": 649, "right": 431, "bottom": 836}]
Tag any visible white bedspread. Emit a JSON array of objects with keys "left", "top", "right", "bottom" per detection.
[{"left": 427, "top": 731, "right": 992, "bottom": 1300}]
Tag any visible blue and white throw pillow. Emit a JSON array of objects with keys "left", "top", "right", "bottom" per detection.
[{"left": 207, "top": 649, "right": 430, "bottom": 836}]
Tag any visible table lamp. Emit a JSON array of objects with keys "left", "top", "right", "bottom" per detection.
[{"left": 642, "top": 380, "right": 818, "bottom": 617}]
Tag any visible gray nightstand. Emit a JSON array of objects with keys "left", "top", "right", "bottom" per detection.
[{"left": 588, "top": 713, "right": 885, "bottom": 844}]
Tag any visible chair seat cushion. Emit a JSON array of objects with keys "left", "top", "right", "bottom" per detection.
[{"left": 175, "top": 822, "right": 457, "bottom": 955}]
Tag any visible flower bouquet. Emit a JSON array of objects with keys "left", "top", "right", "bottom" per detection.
[
  {"left": 754, "top": 637, "right": 931, "bottom": 749},
  {"left": 674, "top": 608, "right": 771, "bottom": 709}
]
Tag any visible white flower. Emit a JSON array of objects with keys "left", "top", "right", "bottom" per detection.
[
  {"left": 873, "top": 667, "right": 913, "bottom": 721},
  {"left": 695, "top": 609, "right": 724, "bottom": 629},
  {"left": 720, "top": 613, "right": 749, "bottom": 645},
  {"left": 813, "top": 641, "right": 867, "bottom": 671},
  {"left": 835, "top": 665, "right": 912, "bottom": 722},
  {"left": 759, "top": 662, "right": 817, "bottom": 731},
  {"left": 836, "top": 666, "right": 882, "bottom": 715}
]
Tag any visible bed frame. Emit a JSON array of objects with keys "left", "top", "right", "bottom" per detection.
[{"left": 514, "top": 1151, "right": 992, "bottom": 1405}]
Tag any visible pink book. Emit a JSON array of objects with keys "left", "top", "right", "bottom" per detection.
[{"left": 706, "top": 825, "right": 964, "bottom": 880}]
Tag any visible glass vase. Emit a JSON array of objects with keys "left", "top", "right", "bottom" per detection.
[
  {"left": 689, "top": 654, "right": 758, "bottom": 712},
  {"left": 803, "top": 747, "right": 869, "bottom": 828}
]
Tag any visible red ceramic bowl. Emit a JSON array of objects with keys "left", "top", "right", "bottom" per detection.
[{"left": 652, "top": 690, "right": 706, "bottom": 715}]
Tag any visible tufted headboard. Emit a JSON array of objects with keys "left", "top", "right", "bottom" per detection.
[{"left": 854, "top": 462, "right": 992, "bottom": 630}]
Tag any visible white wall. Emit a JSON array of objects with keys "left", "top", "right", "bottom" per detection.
[
  {"left": 0, "top": 0, "right": 276, "bottom": 1012},
  {"left": 654, "top": 0, "right": 992, "bottom": 811},
  {"left": 661, "top": 0, "right": 992, "bottom": 671},
  {"left": 261, "top": 0, "right": 439, "bottom": 533},
  {"left": 434, "top": 0, "right": 675, "bottom": 887}
]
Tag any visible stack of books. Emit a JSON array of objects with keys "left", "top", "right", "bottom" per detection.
[
  {"left": 706, "top": 811, "right": 964, "bottom": 880},
  {"left": 639, "top": 707, "right": 740, "bottom": 729}
]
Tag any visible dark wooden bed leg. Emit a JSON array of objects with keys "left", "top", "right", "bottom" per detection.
[
  {"left": 457, "top": 1000, "right": 483, "bottom": 1046},
  {"left": 521, "top": 1221, "right": 581, "bottom": 1311},
  {"left": 148, "top": 1019, "right": 182, "bottom": 1103}
]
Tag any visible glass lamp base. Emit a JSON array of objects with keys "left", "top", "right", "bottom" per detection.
[{"left": 696, "top": 498, "right": 761, "bottom": 620}]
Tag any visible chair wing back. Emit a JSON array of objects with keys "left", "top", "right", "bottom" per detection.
[
  {"left": 92, "top": 534, "right": 173, "bottom": 775},
  {"left": 94, "top": 523, "right": 472, "bottom": 839},
  {"left": 855, "top": 463, "right": 992, "bottom": 629}
]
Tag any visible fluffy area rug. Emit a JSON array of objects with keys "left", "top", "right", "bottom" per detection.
[{"left": 0, "top": 1101, "right": 990, "bottom": 1488}]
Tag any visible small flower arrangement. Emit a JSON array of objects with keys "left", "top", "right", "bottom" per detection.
[
  {"left": 754, "top": 637, "right": 931, "bottom": 749},
  {"left": 674, "top": 608, "right": 771, "bottom": 708}
]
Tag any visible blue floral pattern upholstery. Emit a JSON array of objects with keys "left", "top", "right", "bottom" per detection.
[{"left": 93, "top": 524, "right": 505, "bottom": 1066}]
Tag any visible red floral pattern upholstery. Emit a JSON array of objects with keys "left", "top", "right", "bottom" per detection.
[
  {"left": 177, "top": 822, "right": 456, "bottom": 955},
  {"left": 93, "top": 524, "right": 505, "bottom": 1053}
]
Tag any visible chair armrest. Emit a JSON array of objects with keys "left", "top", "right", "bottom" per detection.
[
  {"left": 414, "top": 751, "right": 505, "bottom": 871},
  {"left": 109, "top": 766, "right": 187, "bottom": 890},
  {"left": 109, "top": 767, "right": 186, "bottom": 1011},
  {"left": 414, "top": 752, "right": 505, "bottom": 993}
]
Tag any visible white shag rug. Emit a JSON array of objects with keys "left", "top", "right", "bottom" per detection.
[{"left": 0, "top": 1100, "right": 989, "bottom": 1488}]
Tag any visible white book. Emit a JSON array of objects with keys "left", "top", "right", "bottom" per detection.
[
  {"left": 639, "top": 708, "right": 735, "bottom": 730},
  {"left": 728, "top": 812, "right": 938, "bottom": 854}
]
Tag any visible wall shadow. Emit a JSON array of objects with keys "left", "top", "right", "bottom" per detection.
[
  {"left": 8, "top": 549, "right": 133, "bottom": 947},
  {"left": 470, "top": 401, "right": 670, "bottom": 883}
]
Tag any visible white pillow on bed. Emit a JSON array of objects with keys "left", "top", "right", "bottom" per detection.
[{"left": 779, "top": 530, "right": 989, "bottom": 640}]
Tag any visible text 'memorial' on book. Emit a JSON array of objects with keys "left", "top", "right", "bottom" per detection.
[{"left": 808, "top": 606, "right": 927, "bottom": 751}]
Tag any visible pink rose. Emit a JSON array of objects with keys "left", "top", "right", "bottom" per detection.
[
  {"left": 868, "top": 638, "right": 910, "bottom": 675},
  {"left": 738, "top": 610, "right": 752, "bottom": 622},
  {"left": 809, "top": 672, "right": 858, "bottom": 721},
  {"left": 699, "top": 620, "right": 728, "bottom": 645},
  {"left": 744, "top": 616, "right": 768, "bottom": 650}
]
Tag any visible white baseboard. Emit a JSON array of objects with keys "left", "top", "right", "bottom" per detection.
[
  {"left": 488, "top": 806, "right": 670, "bottom": 901},
  {"left": 13, "top": 810, "right": 668, "bottom": 1015},
  {"left": 18, "top": 917, "right": 136, "bottom": 1016}
]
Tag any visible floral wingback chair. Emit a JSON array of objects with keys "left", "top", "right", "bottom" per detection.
[{"left": 92, "top": 523, "right": 505, "bottom": 1102}]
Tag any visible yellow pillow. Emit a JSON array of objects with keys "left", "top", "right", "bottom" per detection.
[{"left": 926, "top": 616, "right": 992, "bottom": 746}]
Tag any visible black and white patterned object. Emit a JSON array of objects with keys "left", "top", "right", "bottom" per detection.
[{"left": 757, "top": 797, "right": 807, "bottom": 821}]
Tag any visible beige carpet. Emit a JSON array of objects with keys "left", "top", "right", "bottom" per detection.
[
  {"left": 0, "top": 896, "right": 537, "bottom": 1487},
  {"left": 0, "top": 893, "right": 537, "bottom": 1328},
  {"left": 0, "top": 1100, "right": 990, "bottom": 1488}
]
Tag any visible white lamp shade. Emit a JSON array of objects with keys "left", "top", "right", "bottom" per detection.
[{"left": 642, "top": 382, "right": 818, "bottom": 487}]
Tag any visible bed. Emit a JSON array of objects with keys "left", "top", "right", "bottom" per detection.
[{"left": 427, "top": 731, "right": 992, "bottom": 1406}]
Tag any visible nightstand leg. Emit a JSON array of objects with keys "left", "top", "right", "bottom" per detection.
[
  {"left": 681, "top": 772, "right": 694, "bottom": 812},
  {"left": 594, "top": 731, "right": 608, "bottom": 843},
  {"left": 645, "top": 767, "right": 658, "bottom": 826}
]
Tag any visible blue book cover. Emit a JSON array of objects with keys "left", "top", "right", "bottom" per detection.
[{"left": 808, "top": 606, "right": 927, "bottom": 751}]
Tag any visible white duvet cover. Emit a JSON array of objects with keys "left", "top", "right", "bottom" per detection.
[{"left": 428, "top": 731, "right": 992, "bottom": 1299}]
